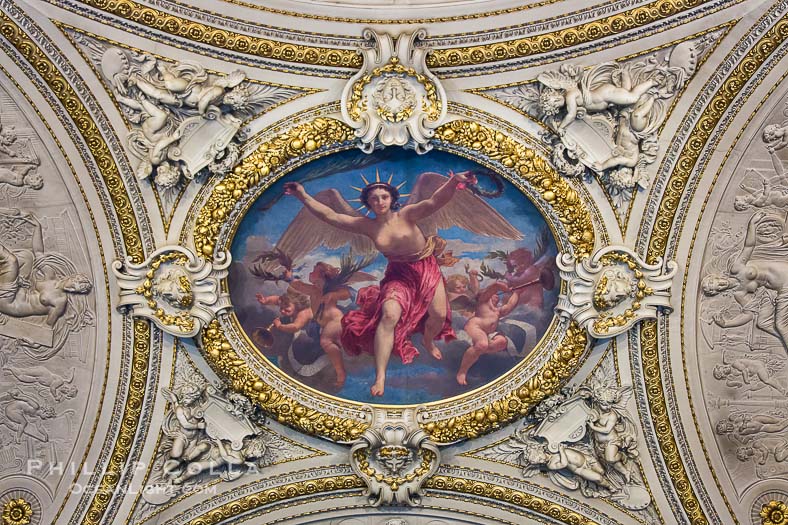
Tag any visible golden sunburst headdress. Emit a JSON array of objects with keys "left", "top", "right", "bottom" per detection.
[{"left": 349, "top": 169, "right": 409, "bottom": 214}]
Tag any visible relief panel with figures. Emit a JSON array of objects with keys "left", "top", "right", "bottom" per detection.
[
  {"left": 0, "top": 79, "right": 99, "bottom": 515},
  {"left": 698, "top": 91, "right": 788, "bottom": 497}
]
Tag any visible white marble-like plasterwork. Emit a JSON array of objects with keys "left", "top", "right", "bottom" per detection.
[
  {"left": 113, "top": 245, "right": 230, "bottom": 337},
  {"left": 341, "top": 29, "right": 447, "bottom": 153}
]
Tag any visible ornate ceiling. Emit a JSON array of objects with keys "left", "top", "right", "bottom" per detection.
[{"left": 0, "top": 1, "right": 786, "bottom": 524}]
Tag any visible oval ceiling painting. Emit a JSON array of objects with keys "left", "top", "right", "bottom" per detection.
[{"left": 229, "top": 147, "right": 559, "bottom": 405}]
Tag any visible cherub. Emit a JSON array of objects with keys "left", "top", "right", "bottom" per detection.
[
  {"left": 289, "top": 253, "right": 376, "bottom": 388},
  {"left": 4, "top": 365, "right": 78, "bottom": 401},
  {"left": 0, "top": 164, "right": 43, "bottom": 190},
  {"left": 0, "top": 122, "right": 19, "bottom": 157},
  {"left": 456, "top": 282, "right": 519, "bottom": 385},
  {"left": 734, "top": 174, "right": 788, "bottom": 211},
  {"left": 0, "top": 388, "right": 56, "bottom": 442},
  {"left": 763, "top": 123, "right": 788, "bottom": 153},
  {"left": 445, "top": 267, "right": 481, "bottom": 316},
  {"left": 490, "top": 425, "right": 617, "bottom": 494},
  {"left": 130, "top": 62, "right": 247, "bottom": 115},
  {"left": 255, "top": 290, "right": 313, "bottom": 335},
  {"left": 279, "top": 171, "right": 523, "bottom": 396},
  {"left": 581, "top": 382, "right": 638, "bottom": 483},
  {"left": 522, "top": 439, "right": 616, "bottom": 492},
  {"left": 538, "top": 63, "right": 663, "bottom": 133},
  {"left": 170, "top": 434, "right": 269, "bottom": 484},
  {"left": 712, "top": 356, "right": 787, "bottom": 396},
  {"left": 113, "top": 90, "right": 183, "bottom": 183},
  {"left": 484, "top": 233, "right": 555, "bottom": 312},
  {"left": 160, "top": 383, "right": 210, "bottom": 481}
]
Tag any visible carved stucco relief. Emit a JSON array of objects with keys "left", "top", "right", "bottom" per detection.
[
  {"left": 0, "top": 78, "right": 100, "bottom": 522},
  {"left": 696, "top": 90, "right": 788, "bottom": 502}
]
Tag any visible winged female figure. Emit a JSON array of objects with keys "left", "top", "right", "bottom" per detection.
[{"left": 278, "top": 171, "right": 522, "bottom": 396}]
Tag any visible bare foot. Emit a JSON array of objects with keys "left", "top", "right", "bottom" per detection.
[
  {"left": 427, "top": 343, "right": 442, "bottom": 360},
  {"left": 334, "top": 371, "right": 346, "bottom": 389},
  {"left": 370, "top": 379, "right": 385, "bottom": 396},
  {"left": 456, "top": 372, "right": 467, "bottom": 386}
]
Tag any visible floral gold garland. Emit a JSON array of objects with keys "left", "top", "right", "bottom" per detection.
[
  {"left": 78, "top": 0, "right": 362, "bottom": 69},
  {"left": 347, "top": 57, "right": 441, "bottom": 123},
  {"left": 186, "top": 476, "right": 365, "bottom": 525},
  {"left": 426, "top": 0, "right": 704, "bottom": 67},
  {"left": 592, "top": 252, "right": 652, "bottom": 335},
  {"left": 433, "top": 120, "right": 594, "bottom": 258}
]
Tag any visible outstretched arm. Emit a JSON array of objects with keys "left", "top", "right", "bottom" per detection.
[
  {"left": 478, "top": 281, "right": 509, "bottom": 304},
  {"left": 274, "top": 308, "right": 313, "bottom": 333},
  {"left": 256, "top": 294, "right": 280, "bottom": 306},
  {"left": 403, "top": 172, "right": 475, "bottom": 222},
  {"left": 559, "top": 91, "right": 580, "bottom": 130},
  {"left": 713, "top": 310, "right": 754, "bottom": 328},
  {"left": 468, "top": 269, "right": 481, "bottom": 297},
  {"left": 284, "top": 182, "right": 367, "bottom": 233},
  {"left": 499, "top": 291, "right": 520, "bottom": 316},
  {"left": 289, "top": 280, "right": 317, "bottom": 296}
]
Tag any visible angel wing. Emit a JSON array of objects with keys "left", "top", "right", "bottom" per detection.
[
  {"left": 493, "top": 85, "right": 542, "bottom": 118},
  {"left": 533, "top": 226, "right": 551, "bottom": 260},
  {"left": 583, "top": 62, "right": 622, "bottom": 91},
  {"left": 257, "top": 189, "right": 376, "bottom": 275},
  {"left": 537, "top": 69, "right": 578, "bottom": 91},
  {"left": 214, "top": 70, "right": 246, "bottom": 89},
  {"left": 161, "top": 387, "right": 178, "bottom": 404},
  {"left": 478, "top": 439, "right": 530, "bottom": 466},
  {"left": 614, "top": 385, "right": 634, "bottom": 412},
  {"left": 406, "top": 172, "right": 523, "bottom": 240},
  {"left": 450, "top": 294, "right": 477, "bottom": 313},
  {"left": 548, "top": 470, "right": 581, "bottom": 491}
]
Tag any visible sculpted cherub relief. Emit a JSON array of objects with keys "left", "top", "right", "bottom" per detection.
[
  {"left": 716, "top": 411, "right": 788, "bottom": 476},
  {"left": 536, "top": 58, "right": 684, "bottom": 200},
  {"left": 67, "top": 33, "right": 303, "bottom": 192},
  {"left": 0, "top": 117, "right": 43, "bottom": 196},
  {"left": 4, "top": 365, "right": 78, "bottom": 401},
  {"left": 145, "top": 379, "right": 264, "bottom": 501},
  {"left": 101, "top": 48, "right": 248, "bottom": 188},
  {"left": 0, "top": 388, "right": 56, "bottom": 443},
  {"left": 487, "top": 31, "right": 722, "bottom": 209},
  {"left": 480, "top": 372, "right": 651, "bottom": 510},
  {"left": 699, "top": 114, "right": 788, "bottom": 485},
  {"left": 141, "top": 357, "right": 301, "bottom": 506}
]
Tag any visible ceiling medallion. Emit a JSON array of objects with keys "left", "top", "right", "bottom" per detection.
[
  {"left": 194, "top": 117, "right": 599, "bottom": 460},
  {"left": 341, "top": 30, "right": 447, "bottom": 153}
]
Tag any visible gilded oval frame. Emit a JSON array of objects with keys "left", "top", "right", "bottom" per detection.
[{"left": 195, "top": 117, "right": 596, "bottom": 443}]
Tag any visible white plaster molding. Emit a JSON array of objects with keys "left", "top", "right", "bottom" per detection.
[
  {"left": 112, "top": 245, "right": 231, "bottom": 337},
  {"left": 341, "top": 29, "right": 447, "bottom": 153},
  {"left": 557, "top": 245, "right": 677, "bottom": 338}
]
